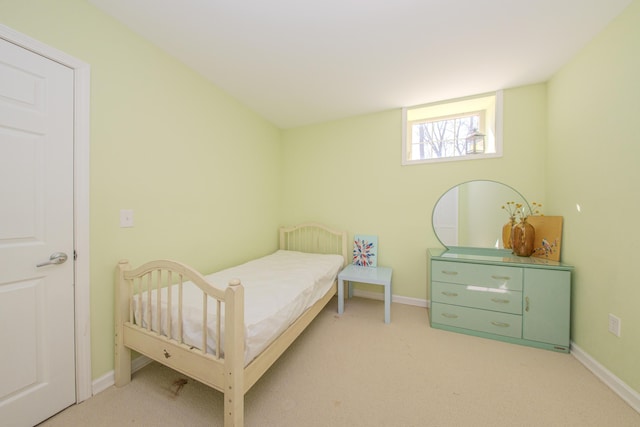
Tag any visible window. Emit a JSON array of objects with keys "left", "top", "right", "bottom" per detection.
[{"left": 402, "top": 91, "right": 503, "bottom": 165}]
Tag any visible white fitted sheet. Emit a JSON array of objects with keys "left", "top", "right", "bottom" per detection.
[{"left": 133, "top": 250, "right": 343, "bottom": 365}]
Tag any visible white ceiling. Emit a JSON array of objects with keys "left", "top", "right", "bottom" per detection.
[{"left": 89, "top": 0, "right": 631, "bottom": 129}]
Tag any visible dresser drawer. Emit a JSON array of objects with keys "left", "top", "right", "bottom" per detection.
[
  {"left": 432, "top": 281, "right": 522, "bottom": 314},
  {"left": 431, "top": 260, "right": 523, "bottom": 291},
  {"left": 431, "top": 302, "right": 522, "bottom": 338}
]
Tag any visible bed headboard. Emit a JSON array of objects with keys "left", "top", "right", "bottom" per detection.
[{"left": 279, "top": 222, "right": 348, "bottom": 266}]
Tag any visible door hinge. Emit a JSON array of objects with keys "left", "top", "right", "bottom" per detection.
[{"left": 74, "top": 250, "right": 78, "bottom": 261}]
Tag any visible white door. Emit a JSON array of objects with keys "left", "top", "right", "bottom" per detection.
[{"left": 0, "top": 38, "right": 76, "bottom": 426}]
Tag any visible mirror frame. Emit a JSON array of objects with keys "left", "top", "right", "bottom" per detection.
[{"left": 432, "top": 180, "right": 530, "bottom": 250}]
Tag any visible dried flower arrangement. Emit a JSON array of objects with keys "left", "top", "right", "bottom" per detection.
[{"left": 502, "top": 201, "right": 542, "bottom": 222}]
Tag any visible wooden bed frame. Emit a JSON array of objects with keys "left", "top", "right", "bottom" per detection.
[{"left": 114, "top": 223, "right": 347, "bottom": 427}]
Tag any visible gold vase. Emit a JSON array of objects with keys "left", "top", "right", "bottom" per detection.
[
  {"left": 502, "top": 217, "right": 516, "bottom": 249},
  {"left": 512, "top": 218, "right": 535, "bottom": 257}
]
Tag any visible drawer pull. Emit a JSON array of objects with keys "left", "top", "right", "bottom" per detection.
[
  {"left": 441, "top": 313, "right": 459, "bottom": 319},
  {"left": 490, "top": 298, "right": 510, "bottom": 304},
  {"left": 491, "top": 321, "right": 510, "bottom": 328},
  {"left": 441, "top": 291, "right": 459, "bottom": 297},
  {"left": 441, "top": 270, "right": 458, "bottom": 276},
  {"left": 491, "top": 275, "right": 511, "bottom": 281},
  {"left": 525, "top": 296, "right": 530, "bottom": 312}
]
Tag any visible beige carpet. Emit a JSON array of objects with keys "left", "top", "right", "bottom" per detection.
[{"left": 41, "top": 297, "right": 640, "bottom": 426}]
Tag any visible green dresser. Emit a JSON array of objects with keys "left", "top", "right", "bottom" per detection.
[{"left": 428, "top": 248, "right": 572, "bottom": 353}]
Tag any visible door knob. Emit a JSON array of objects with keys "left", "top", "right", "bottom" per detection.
[{"left": 37, "top": 252, "right": 68, "bottom": 267}]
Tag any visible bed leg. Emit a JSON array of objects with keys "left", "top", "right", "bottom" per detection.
[
  {"left": 224, "top": 279, "right": 245, "bottom": 427},
  {"left": 115, "top": 260, "right": 132, "bottom": 387},
  {"left": 114, "top": 338, "right": 131, "bottom": 387}
]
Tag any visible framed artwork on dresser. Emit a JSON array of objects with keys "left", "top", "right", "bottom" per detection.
[{"left": 528, "top": 216, "right": 563, "bottom": 261}]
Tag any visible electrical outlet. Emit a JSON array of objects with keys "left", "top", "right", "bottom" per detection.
[
  {"left": 120, "top": 209, "right": 134, "bottom": 228},
  {"left": 608, "top": 314, "right": 621, "bottom": 337}
]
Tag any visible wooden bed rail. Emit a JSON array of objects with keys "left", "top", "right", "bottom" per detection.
[{"left": 114, "top": 259, "right": 245, "bottom": 426}]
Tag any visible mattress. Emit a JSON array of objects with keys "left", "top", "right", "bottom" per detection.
[{"left": 133, "top": 250, "right": 344, "bottom": 365}]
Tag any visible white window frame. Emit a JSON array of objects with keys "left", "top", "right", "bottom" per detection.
[{"left": 401, "top": 91, "right": 503, "bottom": 165}]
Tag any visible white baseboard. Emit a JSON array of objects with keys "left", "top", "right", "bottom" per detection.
[
  {"left": 351, "top": 288, "right": 428, "bottom": 307},
  {"left": 571, "top": 343, "right": 640, "bottom": 413},
  {"left": 91, "top": 355, "right": 153, "bottom": 396}
]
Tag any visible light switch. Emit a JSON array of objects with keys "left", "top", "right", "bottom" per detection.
[{"left": 120, "top": 209, "right": 134, "bottom": 228}]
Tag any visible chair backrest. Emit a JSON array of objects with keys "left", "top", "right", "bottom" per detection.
[{"left": 352, "top": 234, "right": 378, "bottom": 267}]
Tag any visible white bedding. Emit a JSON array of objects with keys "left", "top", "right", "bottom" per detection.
[{"left": 133, "top": 250, "right": 343, "bottom": 365}]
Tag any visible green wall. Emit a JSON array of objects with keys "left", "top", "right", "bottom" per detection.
[
  {"left": 1, "top": 0, "right": 282, "bottom": 378},
  {"left": 280, "top": 84, "right": 548, "bottom": 299},
  {"left": 547, "top": 0, "right": 640, "bottom": 392}
]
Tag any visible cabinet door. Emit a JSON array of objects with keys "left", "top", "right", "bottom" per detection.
[{"left": 522, "top": 269, "right": 570, "bottom": 347}]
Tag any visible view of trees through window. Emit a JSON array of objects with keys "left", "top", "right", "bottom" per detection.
[
  {"left": 402, "top": 92, "right": 501, "bottom": 165},
  {"left": 410, "top": 114, "right": 480, "bottom": 160}
]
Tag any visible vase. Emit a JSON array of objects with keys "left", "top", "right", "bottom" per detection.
[
  {"left": 502, "top": 217, "right": 516, "bottom": 249},
  {"left": 512, "top": 218, "right": 535, "bottom": 257}
]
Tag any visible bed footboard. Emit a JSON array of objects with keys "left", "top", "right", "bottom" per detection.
[{"left": 114, "top": 259, "right": 245, "bottom": 426}]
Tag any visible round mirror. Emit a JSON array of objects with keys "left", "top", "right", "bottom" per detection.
[{"left": 432, "top": 180, "right": 530, "bottom": 249}]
